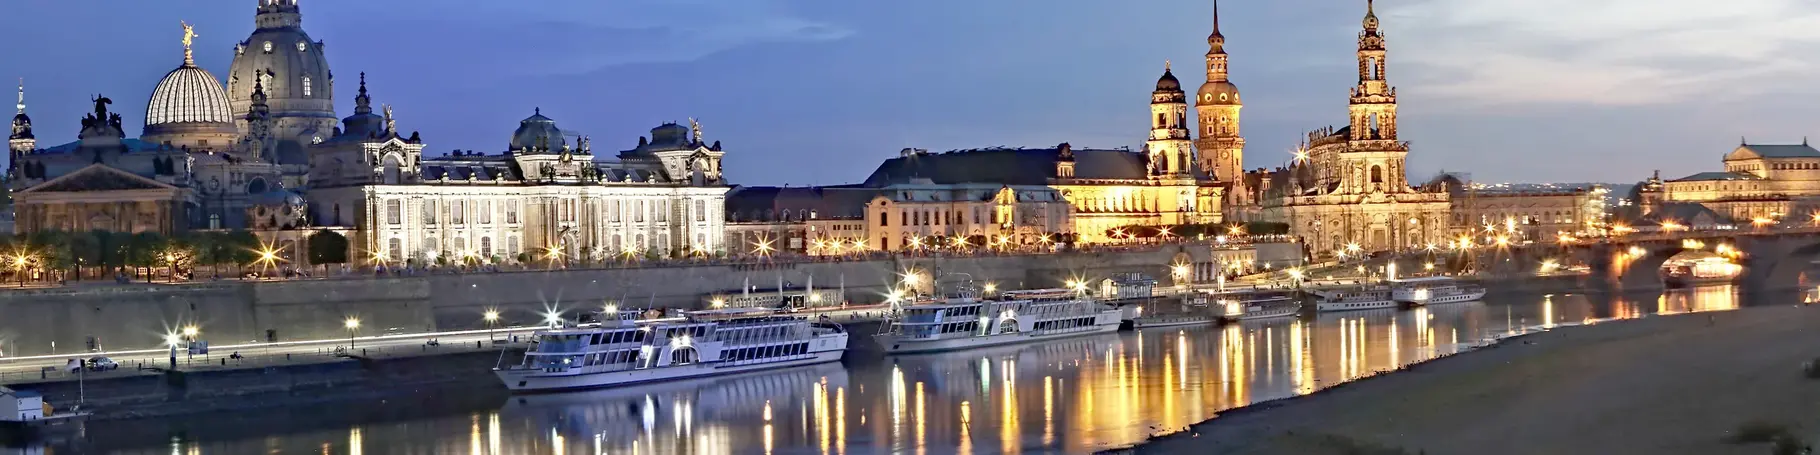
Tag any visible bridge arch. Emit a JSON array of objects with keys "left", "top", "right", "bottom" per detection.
[{"left": 1739, "top": 238, "right": 1820, "bottom": 290}]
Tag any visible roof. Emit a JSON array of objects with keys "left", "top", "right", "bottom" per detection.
[
  {"left": 860, "top": 146, "right": 1170, "bottom": 186},
  {"left": 1641, "top": 202, "right": 1731, "bottom": 226},
  {"left": 1726, "top": 144, "right": 1820, "bottom": 160},
  {"left": 38, "top": 138, "right": 163, "bottom": 155},
  {"left": 726, "top": 185, "right": 876, "bottom": 221},
  {"left": 145, "top": 64, "right": 234, "bottom": 130},
  {"left": 1670, "top": 171, "right": 1760, "bottom": 182}
]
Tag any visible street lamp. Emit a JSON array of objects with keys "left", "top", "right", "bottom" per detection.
[
  {"left": 483, "top": 309, "right": 500, "bottom": 342},
  {"left": 344, "top": 317, "right": 360, "bottom": 350},
  {"left": 11, "top": 255, "right": 27, "bottom": 287}
]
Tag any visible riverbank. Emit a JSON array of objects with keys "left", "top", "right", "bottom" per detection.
[{"left": 1125, "top": 303, "right": 1820, "bottom": 454}]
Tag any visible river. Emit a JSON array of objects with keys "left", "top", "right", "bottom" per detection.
[{"left": 17, "top": 285, "right": 1759, "bottom": 454}]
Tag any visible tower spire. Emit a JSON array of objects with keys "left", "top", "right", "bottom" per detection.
[
  {"left": 1363, "top": 0, "right": 1380, "bottom": 32},
  {"left": 354, "top": 72, "right": 372, "bottom": 115},
  {"left": 14, "top": 79, "right": 22, "bottom": 115}
]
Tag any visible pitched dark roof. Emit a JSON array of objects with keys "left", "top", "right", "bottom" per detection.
[
  {"left": 1736, "top": 144, "right": 1820, "bottom": 158},
  {"left": 860, "top": 147, "right": 1161, "bottom": 186},
  {"left": 726, "top": 185, "right": 877, "bottom": 221},
  {"left": 1670, "top": 171, "right": 1759, "bottom": 182}
]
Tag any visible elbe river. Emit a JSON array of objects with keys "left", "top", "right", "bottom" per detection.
[{"left": 28, "top": 285, "right": 1761, "bottom": 454}]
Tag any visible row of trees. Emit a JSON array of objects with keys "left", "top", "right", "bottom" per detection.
[
  {"left": 1106, "top": 222, "right": 1292, "bottom": 239},
  {"left": 3, "top": 229, "right": 354, "bottom": 281}
]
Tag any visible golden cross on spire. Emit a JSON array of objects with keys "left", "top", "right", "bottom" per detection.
[{"left": 180, "top": 21, "right": 199, "bottom": 65}]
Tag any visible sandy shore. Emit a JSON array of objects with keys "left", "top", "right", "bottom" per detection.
[{"left": 1128, "top": 304, "right": 1820, "bottom": 455}]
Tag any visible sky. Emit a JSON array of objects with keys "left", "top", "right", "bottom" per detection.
[{"left": 6, "top": 0, "right": 1820, "bottom": 186}]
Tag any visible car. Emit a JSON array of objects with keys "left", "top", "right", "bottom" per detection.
[{"left": 86, "top": 356, "right": 119, "bottom": 372}]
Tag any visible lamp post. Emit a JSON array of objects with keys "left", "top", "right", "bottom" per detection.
[
  {"left": 483, "top": 310, "right": 499, "bottom": 342},
  {"left": 344, "top": 317, "right": 360, "bottom": 350},
  {"left": 181, "top": 325, "right": 198, "bottom": 362}
]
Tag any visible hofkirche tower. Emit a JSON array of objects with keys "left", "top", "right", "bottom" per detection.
[
  {"left": 1193, "top": 0, "right": 1245, "bottom": 183},
  {"left": 1338, "top": 0, "right": 1412, "bottom": 194}
]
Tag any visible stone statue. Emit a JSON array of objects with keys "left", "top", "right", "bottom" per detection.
[
  {"left": 382, "top": 104, "right": 396, "bottom": 133},
  {"left": 689, "top": 117, "right": 703, "bottom": 144},
  {"left": 91, "top": 95, "right": 112, "bottom": 118},
  {"left": 180, "top": 21, "right": 199, "bottom": 65}
]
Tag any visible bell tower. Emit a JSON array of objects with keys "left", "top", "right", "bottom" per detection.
[
  {"left": 9, "top": 79, "right": 33, "bottom": 180},
  {"left": 1194, "top": 0, "right": 1245, "bottom": 182},
  {"left": 1340, "top": 0, "right": 1411, "bottom": 194},
  {"left": 1148, "top": 62, "right": 1195, "bottom": 180}
]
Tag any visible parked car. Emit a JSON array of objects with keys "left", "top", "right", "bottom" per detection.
[{"left": 86, "top": 356, "right": 119, "bottom": 371}]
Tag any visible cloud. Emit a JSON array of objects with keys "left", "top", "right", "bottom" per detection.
[
  {"left": 1385, "top": 0, "right": 1820, "bottom": 107},
  {"left": 348, "top": 0, "right": 851, "bottom": 77}
]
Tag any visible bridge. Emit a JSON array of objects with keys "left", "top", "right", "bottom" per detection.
[{"left": 1359, "top": 225, "right": 1820, "bottom": 290}]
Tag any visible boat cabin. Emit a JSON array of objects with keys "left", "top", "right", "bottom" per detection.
[{"left": 0, "top": 387, "right": 44, "bottom": 422}]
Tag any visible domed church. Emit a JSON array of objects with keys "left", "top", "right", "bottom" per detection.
[{"left": 8, "top": 1, "right": 734, "bottom": 265}]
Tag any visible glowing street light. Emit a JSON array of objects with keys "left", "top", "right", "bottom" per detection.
[
  {"left": 982, "top": 282, "right": 998, "bottom": 295},
  {"left": 181, "top": 325, "right": 199, "bottom": 340},
  {"left": 344, "top": 317, "right": 361, "bottom": 350},
  {"left": 711, "top": 297, "right": 727, "bottom": 308},
  {"left": 483, "top": 309, "right": 500, "bottom": 341}
]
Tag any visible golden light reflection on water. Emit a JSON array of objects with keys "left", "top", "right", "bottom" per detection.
[{"left": 120, "top": 289, "right": 1757, "bottom": 455}]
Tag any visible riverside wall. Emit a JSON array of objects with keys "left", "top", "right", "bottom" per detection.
[{"left": 0, "top": 245, "right": 1264, "bottom": 357}]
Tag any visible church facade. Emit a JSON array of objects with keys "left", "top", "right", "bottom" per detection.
[
  {"left": 1236, "top": 1, "right": 1450, "bottom": 255},
  {"left": 7, "top": 0, "right": 731, "bottom": 264}
]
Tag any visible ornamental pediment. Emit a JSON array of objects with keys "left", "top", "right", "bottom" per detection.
[{"left": 20, "top": 164, "right": 175, "bottom": 193}]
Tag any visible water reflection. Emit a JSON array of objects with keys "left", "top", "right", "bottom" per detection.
[{"left": 24, "top": 286, "right": 1750, "bottom": 454}]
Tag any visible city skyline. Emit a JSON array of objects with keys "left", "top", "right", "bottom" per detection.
[{"left": 4, "top": 0, "right": 1818, "bottom": 186}]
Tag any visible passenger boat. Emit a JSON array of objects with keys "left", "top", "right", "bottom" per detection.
[
  {"left": 875, "top": 288, "right": 1121, "bottom": 354},
  {"left": 1220, "top": 293, "right": 1301, "bottom": 321},
  {"left": 1313, "top": 285, "right": 1397, "bottom": 312},
  {"left": 1390, "top": 277, "right": 1487, "bottom": 305},
  {"left": 494, "top": 308, "right": 848, "bottom": 392},
  {"left": 1130, "top": 312, "right": 1219, "bottom": 329}
]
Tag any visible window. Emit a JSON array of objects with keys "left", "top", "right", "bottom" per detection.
[
  {"left": 507, "top": 236, "right": 520, "bottom": 257},
  {"left": 388, "top": 238, "right": 402, "bottom": 262},
  {"left": 658, "top": 201, "right": 669, "bottom": 222},
  {"left": 880, "top": 211, "right": 889, "bottom": 227},
  {"left": 296, "top": 41, "right": 308, "bottom": 52},
  {"left": 452, "top": 200, "right": 466, "bottom": 224},
  {"left": 385, "top": 200, "right": 402, "bottom": 225},
  {"left": 263, "top": 41, "right": 273, "bottom": 53},
  {"left": 507, "top": 201, "right": 518, "bottom": 224},
  {"left": 453, "top": 237, "right": 466, "bottom": 254},
  {"left": 610, "top": 200, "right": 621, "bottom": 222},
  {"left": 302, "top": 76, "right": 312, "bottom": 97},
  {"left": 481, "top": 201, "right": 494, "bottom": 224},
  {"left": 636, "top": 201, "right": 646, "bottom": 222},
  {"left": 423, "top": 200, "right": 437, "bottom": 225},
  {"left": 425, "top": 238, "right": 439, "bottom": 256},
  {"left": 695, "top": 200, "right": 706, "bottom": 222},
  {"left": 481, "top": 237, "right": 493, "bottom": 257}
]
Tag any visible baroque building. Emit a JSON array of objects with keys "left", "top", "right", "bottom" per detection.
[
  {"left": 1194, "top": 1, "right": 1248, "bottom": 203},
  {"left": 1635, "top": 141, "right": 1820, "bottom": 223},
  {"left": 1242, "top": 0, "right": 1450, "bottom": 255},
  {"left": 6, "top": 1, "right": 735, "bottom": 264}
]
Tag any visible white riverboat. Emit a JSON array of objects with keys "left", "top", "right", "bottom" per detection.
[
  {"left": 1313, "top": 285, "right": 1397, "bottom": 312},
  {"left": 875, "top": 288, "right": 1121, "bottom": 354},
  {"left": 1391, "top": 277, "right": 1486, "bottom": 305},
  {"left": 494, "top": 308, "right": 849, "bottom": 392},
  {"left": 1220, "top": 294, "right": 1302, "bottom": 321}
]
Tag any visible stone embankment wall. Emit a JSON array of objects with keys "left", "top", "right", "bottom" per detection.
[{"left": 0, "top": 245, "right": 1274, "bottom": 356}]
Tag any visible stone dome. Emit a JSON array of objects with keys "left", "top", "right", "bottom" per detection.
[
  {"left": 1155, "top": 68, "right": 1183, "bottom": 92},
  {"left": 228, "top": 0, "right": 335, "bottom": 133},
  {"left": 1197, "top": 80, "right": 1241, "bottom": 106},
  {"left": 510, "top": 109, "right": 566, "bottom": 151},
  {"left": 145, "top": 64, "right": 236, "bottom": 131}
]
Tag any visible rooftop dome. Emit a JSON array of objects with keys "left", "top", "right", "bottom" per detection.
[
  {"left": 144, "top": 64, "right": 236, "bottom": 134},
  {"left": 1198, "top": 80, "right": 1241, "bottom": 105},
  {"left": 510, "top": 108, "right": 565, "bottom": 151},
  {"left": 1155, "top": 67, "right": 1182, "bottom": 92}
]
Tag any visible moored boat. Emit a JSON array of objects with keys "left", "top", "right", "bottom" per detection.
[
  {"left": 1390, "top": 277, "right": 1486, "bottom": 305},
  {"left": 1314, "top": 285, "right": 1397, "bottom": 312},
  {"left": 874, "top": 288, "right": 1122, "bottom": 354},
  {"left": 1219, "top": 293, "right": 1301, "bottom": 321},
  {"left": 494, "top": 308, "right": 848, "bottom": 392}
]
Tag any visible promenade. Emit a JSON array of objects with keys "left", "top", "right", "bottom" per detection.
[{"left": 1131, "top": 302, "right": 1820, "bottom": 454}]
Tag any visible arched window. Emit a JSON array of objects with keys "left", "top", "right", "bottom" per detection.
[
  {"left": 302, "top": 76, "right": 312, "bottom": 97},
  {"left": 453, "top": 237, "right": 466, "bottom": 254},
  {"left": 387, "top": 238, "right": 403, "bottom": 262},
  {"left": 425, "top": 238, "right": 439, "bottom": 257},
  {"left": 1156, "top": 113, "right": 1166, "bottom": 127},
  {"left": 1370, "top": 165, "right": 1384, "bottom": 184},
  {"left": 382, "top": 157, "right": 401, "bottom": 184},
  {"left": 480, "top": 237, "right": 493, "bottom": 257}
]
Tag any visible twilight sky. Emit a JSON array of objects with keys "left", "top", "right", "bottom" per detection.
[{"left": 6, "top": 0, "right": 1820, "bottom": 186}]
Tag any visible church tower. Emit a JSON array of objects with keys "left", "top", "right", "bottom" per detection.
[
  {"left": 1340, "top": 0, "right": 1411, "bottom": 194},
  {"left": 1148, "top": 63, "right": 1195, "bottom": 180},
  {"left": 229, "top": 0, "right": 336, "bottom": 151},
  {"left": 9, "top": 80, "right": 33, "bottom": 180},
  {"left": 1194, "top": 0, "right": 1244, "bottom": 182}
]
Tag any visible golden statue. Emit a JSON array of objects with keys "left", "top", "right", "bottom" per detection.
[
  {"left": 689, "top": 117, "right": 703, "bottom": 143},
  {"left": 180, "top": 21, "right": 199, "bottom": 65}
]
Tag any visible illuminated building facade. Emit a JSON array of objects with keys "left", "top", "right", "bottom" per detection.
[
  {"left": 1637, "top": 142, "right": 1820, "bottom": 223},
  {"left": 1239, "top": 0, "right": 1450, "bottom": 255}
]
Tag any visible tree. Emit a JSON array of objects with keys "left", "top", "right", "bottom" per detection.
[
  {"left": 222, "top": 230, "right": 260, "bottom": 277},
  {"left": 126, "top": 232, "right": 168, "bottom": 282},
  {"left": 307, "top": 230, "right": 349, "bottom": 274}
]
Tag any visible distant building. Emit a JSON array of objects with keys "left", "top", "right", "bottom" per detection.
[
  {"left": 1637, "top": 142, "right": 1820, "bottom": 223},
  {"left": 1426, "top": 175, "right": 1607, "bottom": 242}
]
